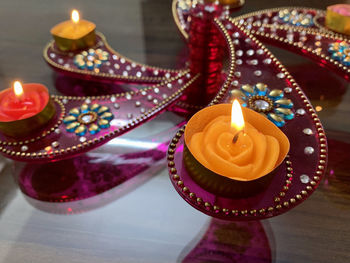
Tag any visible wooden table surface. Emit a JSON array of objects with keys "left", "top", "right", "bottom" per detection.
[{"left": 0, "top": 0, "right": 350, "bottom": 262}]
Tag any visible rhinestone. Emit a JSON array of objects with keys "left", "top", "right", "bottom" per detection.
[
  {"left": 166, "top": 73, "right": 171, "bottom": 78},
  {"left": 167, "top": 83, "right": 172, "bottom": 89},
  {"left": 141, "top": 66, "right": 146, "bottom": 72},
  {"left": 232, "top": 80, "right": 239, "bottom": 86},
  {"left": 127, "top": 113, "right": 133, "bottom": 119},
  {"left": 233, "top": 39, "right": 239, "bottom": 45},
  {"left": 254, "top": 99, "right": 270, "bottom": 110},
  {"left": 236, "top": 50, "right": 243, "bottom": 56},
  {"left": 226, "top": 24, "right": 233, "bottom": 30},
  {"left": 120, "top": 58, "right": 126, "bottom": 63},
  {"left": 245, "top": 38, "right": 251, "bottom": 43},
  {"left": 147, "top": 95, "right": 153, "bottom": 101},
  {"left": 249, "top": 59, "right": 258, "bottom": 65},
  {"left": 234, "top": 72, "right": 241, "bottom": 78},
  {"left": 135, "top": 101, "right": 141, "bottom": 107},
  {"left": 140, "top": 108, "right": 145, "bottom": 113},
  {"left": 141, "top": 91, "right": 147, "bottom": 96},
  {"left": 300, "top": 174, "right": 310, "bottom": 184},
  {"left": 154, "top": 70, "right": 159, "bottom": 75},
  {"left": 254, "top": 70, "right": 262, "bottom": 76},
  {"left": 54, "top": 129, "right": 60, "bottom": 134},
  {"left": 85, "top": 98, "right": 91, "bottom": 104},
  {"left": 154, "top": 88, "right": 159, "bottom": 93},
  {"left": 114, "top": 103, "right": 120, "bottom": 109},
  {"left": 263, "top": 58, "right": 272, "bottom": 64},
  {"left": 277, "top": 73, "right": 285, "bottom": 78},
  {"left": 52, "top": 141, "right": 59, "bottom": 148},
  {"left": 58, "top": 58, "right": 64, "bottom": 64},
  {"left": 204, "top": 5, "right": 215, "bottom": 12},
  {"left": 50, "top": 53, "right": 56, "bottom": 58},
  {"left": 81, "top": 114, "right": 93, "bottom": 123},
  {"left": 304, "top": 146, "right": 314, "bottom": 155},
  {"left": 21, "top": 145, "right": 28, "bottom": 151},
  {"left": 131, "top": 63, "right": 136, "bottom": 68},
  {"left": 303, "top": 128, "right": 313, "bottom": 135},
  {"left": 114, "top": 64, "right": 120, "bottom": 69},
  {"left": 178, "top": 79, "right": 183, "bottom": 84},
  {"left": 136, "top": 71, "right": 142, "bottom": 77},
  {"left": 296, "top": 108, "right": 306, "bottom": 115},
  {"left": 153, "top": 99, "right": 158, "bottom": 104},
  {"left": 79, "top": 137, "right": 87, "bottom": 142},
  {"left": 284, "top": 87, "right": 292, "bottom": 93},
  {"left": 236, "top": 59, "right": 242, "bottom": 65},
  {"left": 247, "top": 49, "right": 254, "bottom": 56},
  {"left": 108, "top": 69, "right": 114, "bottom": 74},
  {"left": 257, "top": 49, "right": 264, "bottom": 55},
  {"left": 315, "top": 35, "right": 322, "bottom": 40},
  {"left": 162, "top": 94, "right": 167, "bottom": 99},
  {"left": 126, "top": 93, "right": 132, "bottom": 100},
  {"left": 123, "top": 71, "right": 128, "bottom": 77},
  {"left": 233, "top": 32, "right": 240, "bottom": 38},
  {"left": 64, "top": 64, "right": 70, "bottom": 68},
  {"left": 110, "top": 96, "right": 116, "bottom": 102},
  {"left": 126, "top": 65, "right": 131, "bottom": 71},
  {"left": 112, "top": 55, "right": 118, "bottom": 60}
]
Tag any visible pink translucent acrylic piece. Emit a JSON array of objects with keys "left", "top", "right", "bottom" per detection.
[
  {"left": 167, "top": 17, "right": 327, "bottom": 221},
  {"left": 0, "top": 72, "right": 199, "bottom": 163}
]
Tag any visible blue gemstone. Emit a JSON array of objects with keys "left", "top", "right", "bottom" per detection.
[
  {"left": 99, "top": 122, "right": 110, "bottom": 129},
  {"left": 86, "top": 64, "right": 94, "bottom": 70},
  {"left": 267, "top": 114, "right": 285, "bottom": 127},
  {"left": 89, "top": 127, "right": 100, "bottom": 135},
  {"left": 284, "top": 113, "right": 294, "bottom": 120},
  {"left": 332, "top": 53, "right": 344, "bottom": 61}
]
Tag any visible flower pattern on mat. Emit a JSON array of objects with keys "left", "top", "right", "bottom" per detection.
[
  {"left": 74, "top": 48, "right": 109, "bottom": 70},
  {"left": 231, "top": 83, "right": 294, "bottom": 127},
  {"left": 63, "top": 103, "right": 113, "bottom": 136},
  {"left": 328, "top": 41, "right": 350, "bottom": 66}
]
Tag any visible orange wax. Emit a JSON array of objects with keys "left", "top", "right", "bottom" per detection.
[
  {"left": 50, "top": 19, "right": 96, "bottom": 40},
  {"left": 0, "top": 84, "right": 49, "bottom": 122},
  {"left": 185, "top": 104, "right": 289, "bottom": 181}
]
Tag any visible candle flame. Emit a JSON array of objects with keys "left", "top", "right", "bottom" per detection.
[
  {"left": 231, "top": 99, "right": 245, "bottom": 131},
  {"left": 13, "top": 81, "right": 24, "bottom": 97},
  {"left": 71, "top": 9, "right": 80, "bottom": 23}
]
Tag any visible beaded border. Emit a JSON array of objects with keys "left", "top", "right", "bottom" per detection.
[{"left": 172, "top": 0, "right": 189, "bottom": 40}]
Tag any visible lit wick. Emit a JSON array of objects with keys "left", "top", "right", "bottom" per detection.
[
  {"left": 231, "top": 99, "right": 245, "bottom": 144},
  {"left": 13, "top": 81, "right": 24, "bottom": 101}
]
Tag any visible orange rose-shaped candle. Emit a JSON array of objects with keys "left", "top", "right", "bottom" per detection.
[{"left": 184, "top": 101, "right": 289, "bottom": 197}]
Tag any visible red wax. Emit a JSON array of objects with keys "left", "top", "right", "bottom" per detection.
[{"left": 0, "top": 84, "right": 49, "bottom": 122}]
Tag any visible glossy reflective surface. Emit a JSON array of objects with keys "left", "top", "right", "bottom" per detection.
[{"left": 0, "top": 0, "right": 349, "bottom": 262}]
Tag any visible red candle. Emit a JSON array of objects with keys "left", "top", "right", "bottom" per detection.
[{"left": 0, "top": 82, "right": 50, "bottom": 122}]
